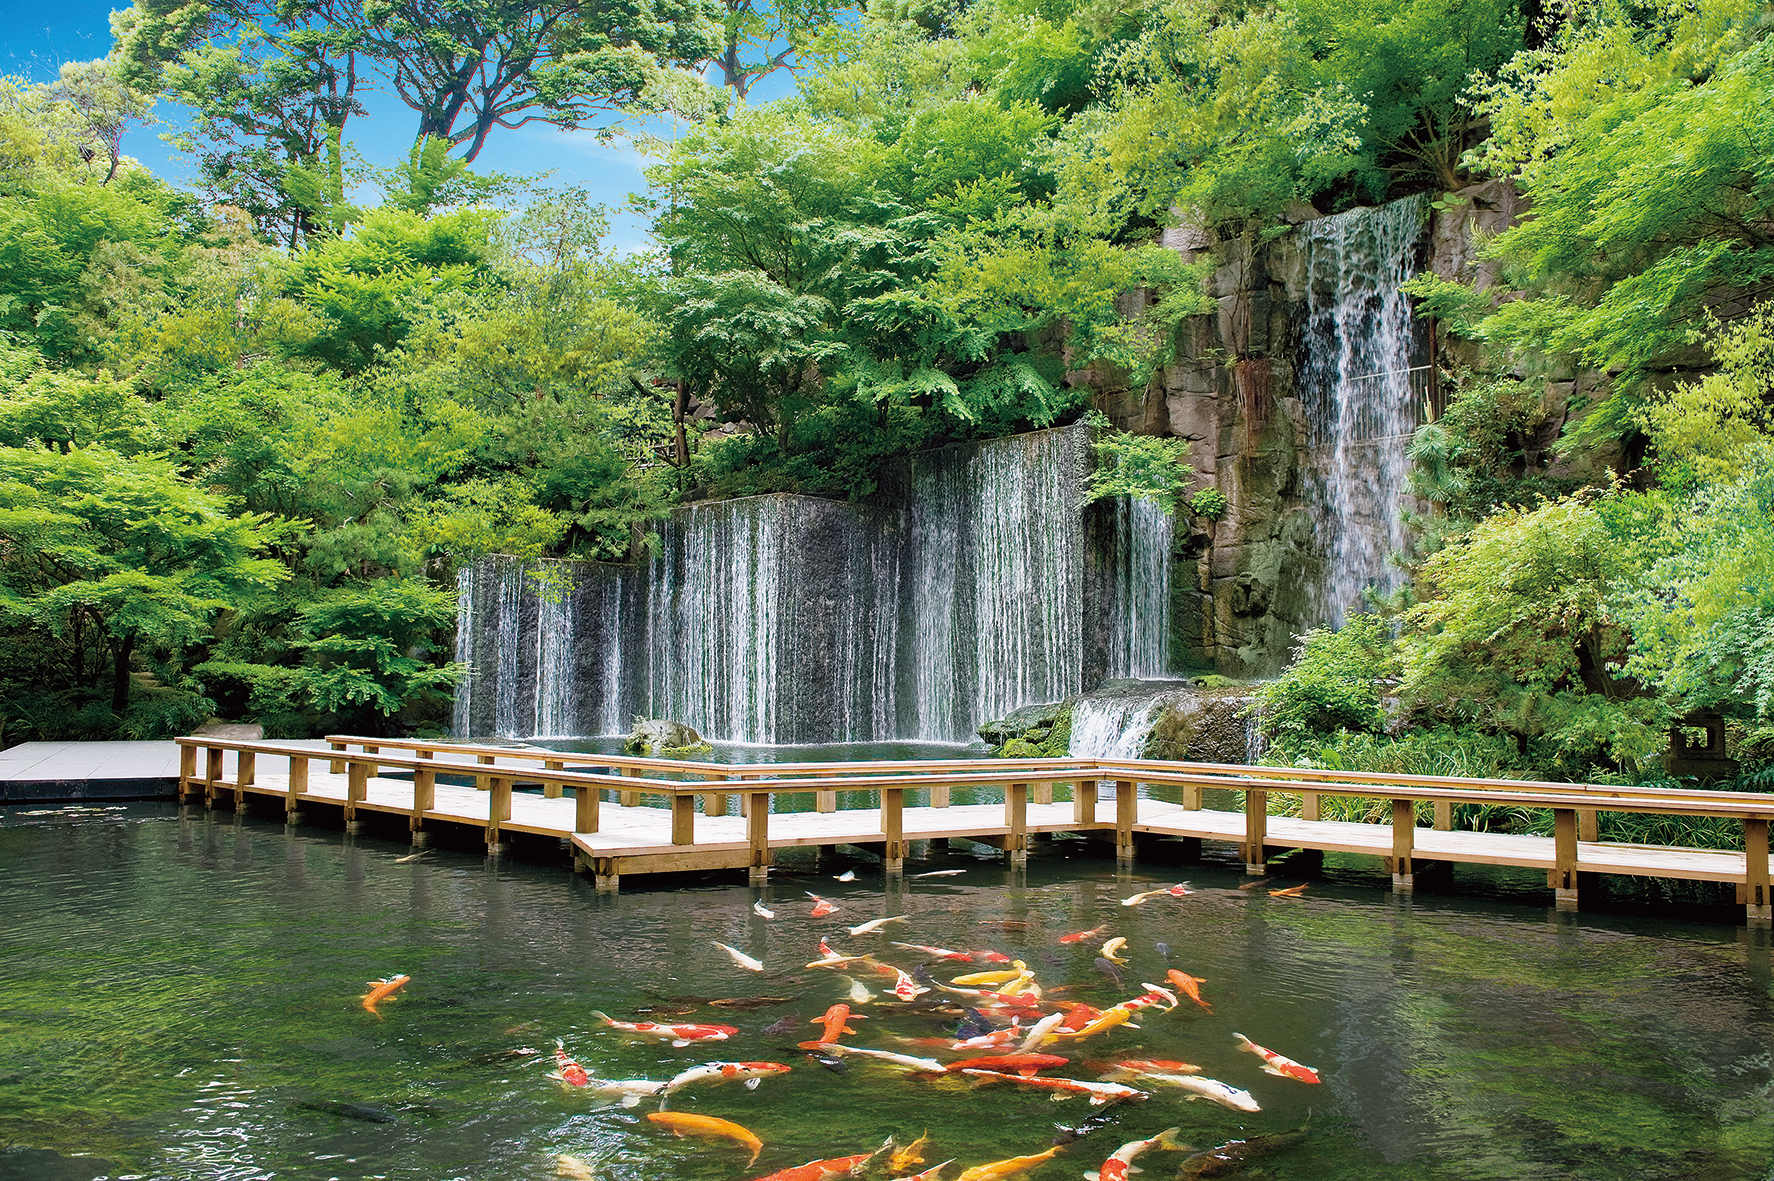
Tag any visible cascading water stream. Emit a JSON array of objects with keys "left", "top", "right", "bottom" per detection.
[{"left": 1298, "top": 197, "right": 1427, "bottom": 626}]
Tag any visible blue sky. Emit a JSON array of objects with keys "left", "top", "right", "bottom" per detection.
[{"left": 0, "top": 1, "right": 796, "bottom": 253}]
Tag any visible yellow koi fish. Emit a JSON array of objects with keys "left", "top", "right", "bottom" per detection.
[
  {"left": 646, "top": 1111, "right": 765, "bottom": 1166},
  {"left": 951, "top": 961, "right": 1027, "bottom": 986},
  {"left": 956, "top": 1145, "right": 1064, "bottom": 1180}
]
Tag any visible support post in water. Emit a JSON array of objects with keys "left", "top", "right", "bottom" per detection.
[
  {"left": 179, "top": 743, "right": 197, "bottom": 800},
  {"left": 1551, "top": 808, "right": 1579, "bottom": 910},
  {"left": 882, "top": 787, "right": 906, "bottom": 876},
  {"left": 235, "top": 751, "right": 255, "bottom": 809},
  {"left": 411, "top": 766, "right": 435, "bottom": 835},
  {"left": 595, "top": 857, "right": 619, "bottom": 893},
  {"left": 747, "top": 791, "right": 771, "bottom": 884},
  {"left": 1006, "top": 782, "right": 1029, "bottom": 865},
  {"left": 285, "top": 754, "right": 307, "bottom": 823},
  {"left": 1390, "top": 798, "right": 1415, "bottom": 894},
  {"left": 487, "top": 775, "right": 512, "bottom": 854},
  {"left": 1115, "top": 780, "right": 1136, "bottom": 863},
  {"left": 345, "top": 758, "right": 369, "bottom": 831},
  {"left": 1243, "top": 789, "right": 1267, "bottom": 874},
  {"left": 1745, "top": 817, "right": 1771, "bottom": 927},
  {"left": 204, "top": 744, "right": 224, "bottom": 807}
]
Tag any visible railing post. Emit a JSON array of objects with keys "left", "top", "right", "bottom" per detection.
[
  {"left": 543, "top": 759, "right": 564, "bottom": 799},
  {"left": 286, "top": 754, "right": 307, "bottom": 820},
  {"left": 345, "top": 758, "right": 368, "bottom": 829},
  {"left": 1006, "top": 782, "right": 1029, "bottom": 864},
  {"left": 575, "top": 780, "right": 600, "bottom": 834},
  {"left": 412, "top": 766, "right": 435, "bottom": 835},
  {"left": 177, "top": 743, "right": 197, "bottom": 800},
  {"left": 329, "top": 740, "right": 346, "bottom": 774},
  {"left": 620, "top": 766, "right": 639, "bottom": 808},
  {"left": 1115, "top": 779, "right": 1137, "bottom": 863},
  {"left": 816, "top": 787, "right": 837, "bottom": 814},
  {"left": 235, "top": 750, "right": 256, "bottom": 808},
  {"left": 204, "top": 744, "right": 224, "bottom": 807},
  {"left": 1242, "top": 789, "right": 1267, "bottom": 874},
  {"left": 1300, "top": 791, "right": 1320, "bottom": 822},
  {"left": 747, "top": 791, "right": 771, "bottom": 883},
  {"left": 930, "top": 782, "right": 951, "bottom": 809},
  {"left": 707, "top": 787, "right": 728, "bottom": 817},
  {"left": 1746, "top": 817, "right": 1771, "bottom": 927},
  {"left": 671, "top": 791, "right": 696, "bottom": 845},
  {"left": 1578, "top": 808, "right": 1599, "bottom": 842},
  {"left": 1433, "top": 800, "right": 1453, "bottom": 831},
  {"left": 476, "top": 753, "right": 495, "bottom": 791},
  {"left": 487, "top": 776, "right": 512, "bottom": 852},
  {"left": 1391, "top": 798, "right": 1415, "bottom": 893},
  {"left": 883, "top": 787, "right": 905, "bottom": 876},
  {"left": 1551, "top": 808, "right": 1579, "bottom": 911},
  {"left": 1073, "top": 779, "right": 1098, "bottom": 827},
  {"left": 1032, "top": 780, "right": 1053, "bottom": 806}
]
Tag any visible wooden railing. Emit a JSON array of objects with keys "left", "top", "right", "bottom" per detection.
[{"left": 177, "top": 736, "right": 1774, "bottom": 922}]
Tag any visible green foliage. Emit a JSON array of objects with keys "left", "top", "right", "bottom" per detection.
[
  {"left": 1253, "top": 613, "right": 1394, "bottom": 745},
  {"left": 1188, "top": 487, "right": 1228, "bottom": 520},
  {"left": 1083, "top": 427, "right": 1191, "bottom": 510}
]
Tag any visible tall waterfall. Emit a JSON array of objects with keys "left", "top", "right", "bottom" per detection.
[
  {"left": 453, "top": 426, "right": 1170, "bottom": 745},
  {"left": 1298, "top": 197, "right": 1427, "bottom": 626}
]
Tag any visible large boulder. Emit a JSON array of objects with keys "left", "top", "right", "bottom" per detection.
[
  {"left": 977, "top": 701, "right": 1070, "bottom": 749},
  {"left": 624, "top": 718, "right": 711, "bottom": 756}
]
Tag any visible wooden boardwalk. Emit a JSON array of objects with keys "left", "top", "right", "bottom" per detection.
[{"left": 174, "top": 735, "right": 1774, "bottom": 924}]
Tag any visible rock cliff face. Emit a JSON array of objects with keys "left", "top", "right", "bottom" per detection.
[{"left": 1080, "top": 180, "right": 1600, "bottom": 678}]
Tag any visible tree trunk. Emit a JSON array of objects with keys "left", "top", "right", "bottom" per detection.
[{"left": 111, "top": 633, "right": 135, "bottom": 715}]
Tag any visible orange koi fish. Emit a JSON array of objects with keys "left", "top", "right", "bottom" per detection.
[
  {"left": 956, "top": 1145, "right": 1064, "bottom": 1180},
  {"left": 647, "top": 1111, "right": 766, "bottom": 1166},
  {"left": 589, "top": 1011, "right": 737, "bottom": 1047},
  {"left": 550, "top": 1039, "right": 590, "bottom": 1087},
  {"left": 972, "top": 950, "right": 1013, "bottom": 964},
  {"left": 1058, "top": 925, "right": 1105, "bottom": 944},
  {"left": 958, "top": 1069, "right": 1147, "bottom": 1106},
  {"left": 1059, "top": 1003, "right": 1101, "bottom": 1031},
  {"left": 807, "top": 893, "right": 840, "bottom": 917},
  {"left": 750, "top": 1138, "right": 892, "bottom": 1181},
  {"left": 361, "top": 973, "right": 409, "bottom": 1016},
  {"left": 662, "top": 1060, "right": 793, "bottom": 1100},
  {"left": 944, "top": 1053, "right": 1068, "bottom": 1077},
  {"left": 1234, "top": 1032, "right": 1320, "bottom": 1083},
  {"left": 1268, "top": 883, "right": 1309, "bottom": 897},
  {"left": 1086, "top": 1127, "right": 1184, "bottom": 1181},
  {"left": 798, "top": 1003, "right": 864, "bottom": 1048},
  {"left": 1165, "top": 969, "right": 1213, "bottom": 1012}
]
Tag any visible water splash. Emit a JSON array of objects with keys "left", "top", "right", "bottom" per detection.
[{"left": 1069, "top": 695, "right": 1161, "bottom": 759}]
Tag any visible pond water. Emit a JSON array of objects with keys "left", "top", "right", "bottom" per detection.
[{"left": 5, "top": 802, "right": 1774, "bottom": 1181}]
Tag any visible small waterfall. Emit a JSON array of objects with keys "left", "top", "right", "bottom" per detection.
[
  {"left": 1101, "top": 497, "right": 1173, "bottom": 679},
  {"left": 1298, "top": 197, "right": 1426, "bottom": 626},
  {"left": 450, "top": 564, "right": 475, "bottom": 736},
  {"left": 1069, "top": 695, "right": 1161, "bottom": 759},
  {"left": 532, "top": 566, "right": 577, "bottom": 738}
]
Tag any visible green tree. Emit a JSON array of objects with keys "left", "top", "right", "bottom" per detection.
[{"left": 0, "top": 445, "right": 286, "bottom": 715}]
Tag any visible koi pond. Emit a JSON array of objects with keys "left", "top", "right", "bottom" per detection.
[{"left": 5, "top": 801, "right": 1774, "bottom": 1181}]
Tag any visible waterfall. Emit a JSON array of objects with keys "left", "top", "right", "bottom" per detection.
[
  {"left": 1069, "top": 695, "right": 1160, "bottom": 759},
  {"left": 1298, "top": 197, "right": 1426, "bottom": 626},
  {"left": 451, "top": 564, "right": 475, "bottom": 737},
  {"left": 1101, "top": 497, "right": 1173, "bottom": 679},
  {"left": 451, "top": 426, "right": 1180, "bottom": 744}
]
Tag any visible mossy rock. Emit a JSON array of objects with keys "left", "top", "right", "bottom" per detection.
[
  {"left": 997, "top": 738, "right": 1046, "bottom": 759},
  {"left": 1193, "top": 674, "right": 1241, "bottom": 688},
  {"left": 661, "top": 742, "right": 714, "bottom": 757}
]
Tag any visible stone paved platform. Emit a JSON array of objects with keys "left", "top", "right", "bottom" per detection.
[{"left": 0, "top": 740, "right": 330, "bottom": 802}]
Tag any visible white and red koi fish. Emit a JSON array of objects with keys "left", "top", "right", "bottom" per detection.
[
  {"left": 1120, "top": 883, "right": 1192, "bottom": 906},
  {"left": 1016, "top": 1011, "right": 1068, "bottom": 1052},
  {"left": 891, "top": 943, "right": 974, "bottom": 962},
  {"left": 1160, "top": 1072, "right": 1262, "bottom": 1111},
  {"left": 1086, "top": 1127, "right": 1185, "bottom": 1181},
  {"left": 589, "top": 1011, "right": 737, "bottom": 1047},
  {"left": 951, "top": 1020, "right": 1023, "bottom": 1051},
  {"left": 550, "top": 1038, "right": 590, "bottom": 1087},
  {"left": 807, "top": 893, "right": 840, "bottom": 917},
  {"left": 1058, "top": 925, "right": 1105, "bottom": 945},
  {"left": 958, "top": 1069, "right": 1148, "bottom": 1106},
  {"left": 1099, "top": 1057, "right": 1201, "bottom": 1080},
  {"left": 753, "top": 901, "right": 776, "bottom": 919},
  {"left": 661, "top": 1060, "right": 792, "bottom": 1103},
  {"left": 889, "top": 967, "right": 927, "bottom": 1001},
  {"left": 1234, "top": 1032, "right": 1321, "bottom": 1083},
  {"left": 972, "top": 950, "right": 1013, "bottom": 964}
]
